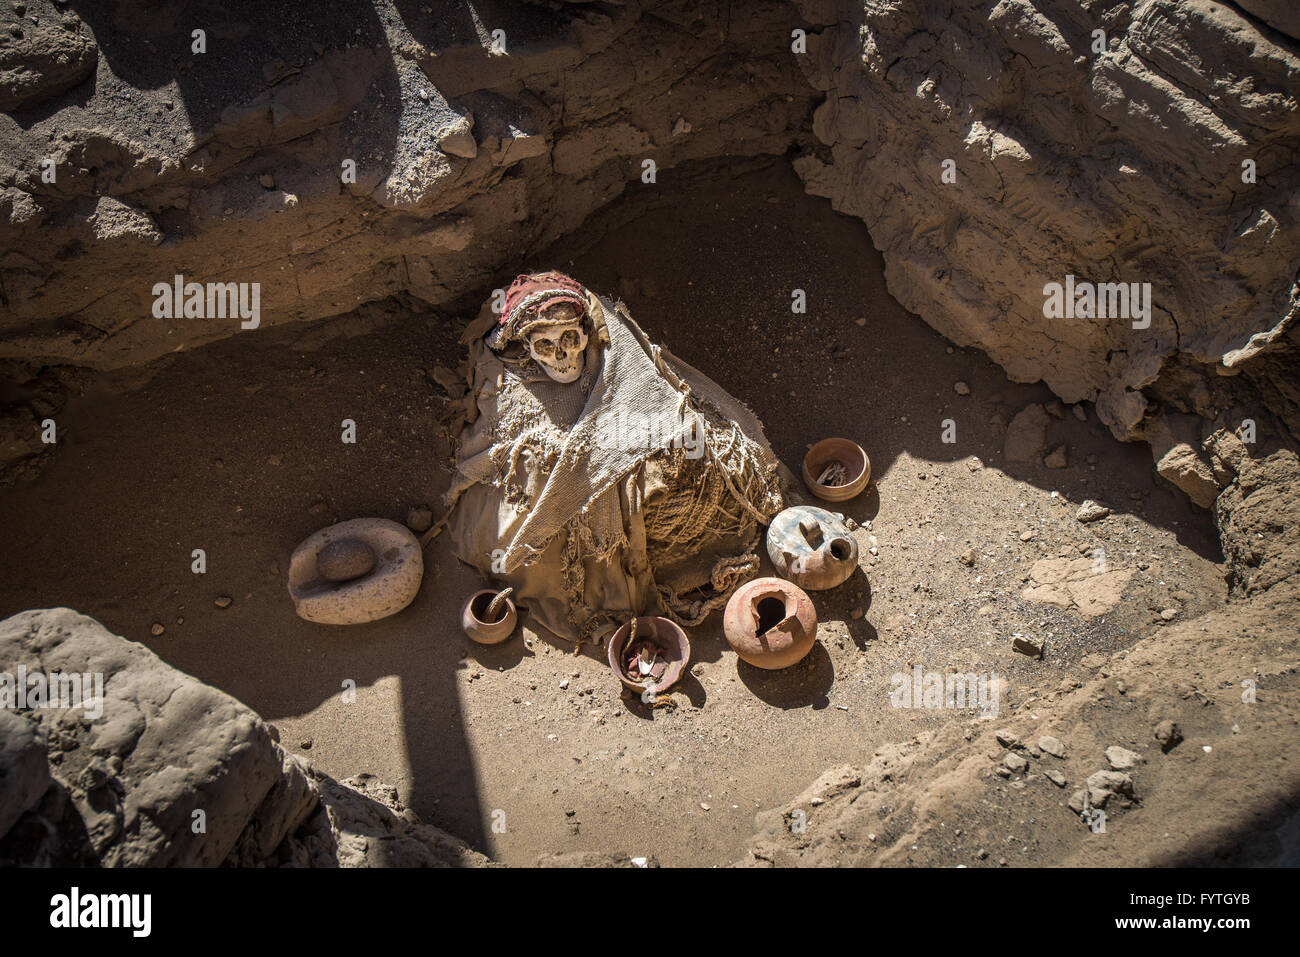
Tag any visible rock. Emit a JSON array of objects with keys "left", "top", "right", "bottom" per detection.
[
  {"left": 288, "top": 518, "right": 423, "bottom": 625},
  {"left": 1019, "top": 530, "right": 1035, "bottom": 542},
  {"left": 0, "top": 711, "right": 50, "bottom": 840},
  {"left": 1160, "top": 608, "right": 1178, "bottom": 621},
  {"left": 954, "top": 381, "right": 970, "bottom": 395},
  {"left": 995, "top": 729, "right": 1020, "bottom": 749},
  {"left": 959, "top": 547, "right": 976, "bottom": 566},
  {"left": 214, "top": 595, "right": 233, "bottom": 608},
  {"left": 1235, "top": 1, "right": 1300, "bottom": 40},
  {"left": 1154, "top": 720, "right": 1184, "bottom": 752},
  {"left": 1044, "top": 445, "right": 1068, "bottom": 469},
  {"left": 0, "top": 608, "right": 485, "bottom": 868},
  {"left": 1004, "top": 404, "right": 1052, "bottom": 463},
  {"left": 0, "top": 608, "right": 287, "bottom": 865},
  {"left": 1022, "top": 556, "right": 1134, "bottom": 616},
  {"left": 1105, "top": 746, "right": 1142, "bottom": 770},
  {"left": 149, "top": 622, "right": 165, "bottom": 636},
  {"left": 1012, "top": 634, "right": 1044, "bottom": 659},
  {"left": 1068, "top": 789, "right": 1089, "bottom": 814},
  {"left": 1155, "top": 442, "right": 1220, "bottom": 509},
  {"left": 1086, "top": 770, "right": 1134, "bottom": 807},
  {"left": 86, "top": 197, "right": 162, "bottom": 245},
  {"left": 0, "top": 1, "right": 818, "bottom": 374},
  {"left": 1215, "top": 448, "right": 1300, "bottom": 597},
  {"left": 1002, "top": 752, "right": 1028, "bottom": 773},
  {"left": 1037, "top": 734, "right": 1066, "bottom": 758},
  {"left": 315, "top": 537, "right": 376, "bottom": 583},
  {"left": 281, "top": 771, "right": 490, "bottom": 868},
  {"left": 1076, "top": 501, "right": 1112, "bottom": 523},
  {"left": 794, "top": 0, "right": 1300, "bottom": 445},
  {"left": 0, "top": 2, "right": 98, "bottom": 112},
  {"left": 1044, "top": 769, "right": 1067, "bottom": 788},
  {"left": 405, "top": 506, "right": 434, "bottom": 534},
  {"left": 1072, "top": 405, "right": 1088, "bottom": 422}
]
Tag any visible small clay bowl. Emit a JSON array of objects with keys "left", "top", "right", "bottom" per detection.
[
  {"left": 462, "top": 589, "right": 518, "bottom": 644},
  {"left": 802, "top": 437, "right": 870, "bottom": 502},
  {"left": 606, "top": 616, "right": 690, "bottom": 694}
]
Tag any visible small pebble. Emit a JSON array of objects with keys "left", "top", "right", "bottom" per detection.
[
  {"left": 406, "top": 506, "right": 434, "bottom": 533},
  {"left": 214, "top": 595, "right": 233, "bottom": 609},
  {"left": 150, "top": 622, "right": 165, "bottom": 636}
]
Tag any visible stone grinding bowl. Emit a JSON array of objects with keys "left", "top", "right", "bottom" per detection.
[
  {"left": 802, "top": 437, "right": 870, "bottom": 502},
  {"left": 461, "top": 589, "right": 518, "bottom": 644},
  {"left": 288, "top": 518, "right": 423, "bottom": 625},
  {"left": 606, "top": 616, "right": 691, "bottom": 694}
]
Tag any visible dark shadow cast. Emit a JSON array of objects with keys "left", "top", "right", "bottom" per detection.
[{"left": 737, "top": 640, "right": 834, "bottom": 710}]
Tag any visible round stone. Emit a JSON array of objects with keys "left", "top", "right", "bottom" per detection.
[{"left": 316, "top": 538, "right": 376, "bottom": 583}]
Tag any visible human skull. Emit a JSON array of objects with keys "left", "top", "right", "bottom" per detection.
[{"left": 527, "top": 320, "right": 588, "bottom": 383}]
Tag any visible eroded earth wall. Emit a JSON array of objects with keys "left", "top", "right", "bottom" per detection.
[
  {"left": 792, "top": 0, "right": 1299, "bottom": 445},
  {"left": 0, "top": 0, "right": 814, "bottom": 371}
]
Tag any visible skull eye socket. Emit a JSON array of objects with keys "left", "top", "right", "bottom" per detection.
[
  {"left": 559, "top": 328, "right": 582, "bottom": 351},
  {"left": 533, "top": 338, "right": 556, "bottom": 357}
]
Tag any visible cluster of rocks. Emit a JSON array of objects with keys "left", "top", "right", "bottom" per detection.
[{"left": 0, "top": 608, "right": 489, "bottom": 867}]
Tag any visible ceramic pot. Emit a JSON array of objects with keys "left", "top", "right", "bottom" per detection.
[
  {"left": 802, "top": 437, "right": 870, "bottom": 502},
  {"left": 766, "top": 505, "right": 858, "bottom": 591},
  {"left": 722, "top": 577, "right": 818, "bottom": 670},
  {"left": 462, "top": 589, "right": 518, "bottom": 644},
  {"left": 606, "top": 616, "right": 690, "bottom": 693}
]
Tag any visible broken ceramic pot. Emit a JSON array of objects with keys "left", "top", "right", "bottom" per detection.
[
  {"left": 288, "top": 518, "right": 422, "bottom": 625},
  {"left": 605, "top": 616, "right": 690, "bottom": 693},
  {"left": 766, "top": 505, "right": 858, "bottom": 591},
  {"left": 802, "top": 437, "right": 870, "bottom": 501},
  {"left": 722, "top": 577, "right": 818, "bottom": 670},
  {"left": 462, "top": 588, "right": 518, "bottom": 644}
]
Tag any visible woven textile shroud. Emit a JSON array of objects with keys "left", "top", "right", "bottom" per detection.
[{"left": 444, "top": 288, "right": 784, "bottom": 641}]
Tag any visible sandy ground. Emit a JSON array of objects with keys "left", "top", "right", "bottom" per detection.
[{"left": 0, "top": 161, "right": 1226, "bottom": 866}]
